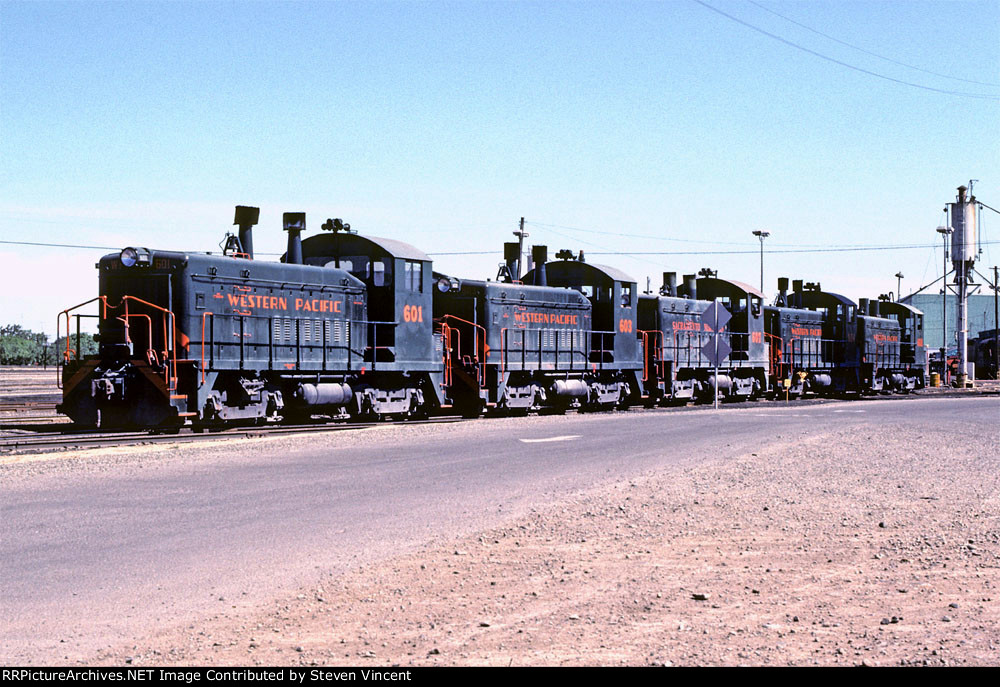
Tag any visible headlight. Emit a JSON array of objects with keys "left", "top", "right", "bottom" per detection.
[
  {"left": 120, "top": 247, "right": 139, "bottom": 267},
  {"left": 436, "top": 276, "right": 459, "bottom": 293},
  {"left": 119, "top": 247, "right": 150, "bottom": 267}
]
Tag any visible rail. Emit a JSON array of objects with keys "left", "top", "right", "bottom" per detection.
[
  {"left": 669, "top": 330, "right": 723, "bottom": 367},
  {"left": 499, "top": 327, "right": 610, "bottom": 375},
  {"left": 195, "top": 312, "right": 405, "bottom": 384},
  {"left": 438, "top": 322, "right": 454, "bottom": 387},
  {"left": 786, "top": 337, "right": 837, "bottom": 374},
  {"left": 200, "top": 312, "right": 214, "bottom": 384},
  {"left": 639, "top": 329, "right": 665, "bottom": 382},
  {"left": 764, "top": 332, "right": 783, "bottom": 377},
  {"left": 57, "top": 294, "right": 178, "bottom": 392},
  {"left": 56, "top": 296, "right": 108, "bottom": 390}
]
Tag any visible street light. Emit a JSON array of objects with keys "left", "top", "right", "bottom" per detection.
[
  {"left": 752, "top": 230, "right": 770, "bottom": 295},
  {"left": 895, "top": 271, "right": 904, "bottom": 301},
  {"left": 936, "top": 225, "right": 953, "bottom": 377}
]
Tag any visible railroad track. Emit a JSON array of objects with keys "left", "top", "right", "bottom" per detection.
[
  {"left": 0, "top": 401, "right": 59, "bottom": 411},
  {"left": 2, "top": 386, "right": 992, "bottom": 457},
  {"left": 0, "top": 416, "right": 466, "bottom": 455}
]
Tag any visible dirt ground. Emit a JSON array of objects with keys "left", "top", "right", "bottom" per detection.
[{"left": 91, "top": 416, "right": 999, "bottom": 667}]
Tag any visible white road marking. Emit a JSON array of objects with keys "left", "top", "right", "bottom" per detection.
[
  {"left": 832, "top": 409, "right": 866, "bottom": 413},
  {"left": 519, "top": 435, "right": 581, "bottom": 443}
]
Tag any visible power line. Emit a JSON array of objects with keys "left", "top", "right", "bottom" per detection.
[
  {"left": 526, "top": 221, "right": 756, "bottom": 246},
  {"left": 692, "top": 0, "right": 1000, "bottom": 100},
  {"left": 0, "top": 240, "right": 121, "bottom": 251},
  {"left": 430, "top": 241, "right": 1000, "bottom": 257},
  {"left": 744, "top": 0, "right": 1000, "bottom": 89},
  {"left": 526, "top": 219, "right": 978, "bottom": 250},
  {"left": 7, "top": 236, "right": 997, "bottom": 258}
]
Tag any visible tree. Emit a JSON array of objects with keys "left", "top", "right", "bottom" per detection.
[
  {"left": 50, "top": 333, "right": 98, "bottom": 363},
  {"left": 0, "top": 325, "right": 48, "bottom": 365},
  {"left": 0, "top": 325, "right": 97, "bottom": 365}
]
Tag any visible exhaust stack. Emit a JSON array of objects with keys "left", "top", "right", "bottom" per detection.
[
  {"left": 283, "top": 212, "right": 305, "bottom": 265},
  {"left": 682, "top": 274, "right": 697, "bottom": 300},
  {"left": 233, "top": 206, "right": 259, "bottom": 259},
  {"left": 662, "top": 272, "right": 677, "bottom": 297},
  {"left": 503, "top": 242, "right": 519, "bottom": 282},
  {"left": 531, "top": 245, "right": 548, "bottom": 286}
]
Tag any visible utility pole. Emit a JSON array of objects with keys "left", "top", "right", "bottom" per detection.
[
  {"left": 995, "top": 266, "right": 999, "bottom": 380},
  {"left": 513, "top": 217, "right": 528, "bottom": 282},
  {"left": 752, "top": 230, "right": 770, "bottom": 296}
]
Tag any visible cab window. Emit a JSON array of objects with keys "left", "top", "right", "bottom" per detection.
[{"left": 405, "top": 261, "right": 423, "bottom": 292}]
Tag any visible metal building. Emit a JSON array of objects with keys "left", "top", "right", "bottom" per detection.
[{"left": 900, "top": 293, "right": 997, "bottom": 351}]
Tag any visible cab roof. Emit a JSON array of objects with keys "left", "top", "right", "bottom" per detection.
[{"left": 296, "top": 232, "right": 431, "bottom": 263}]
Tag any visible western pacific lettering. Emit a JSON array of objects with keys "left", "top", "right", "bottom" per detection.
[
  {"left": 512, "top": 312, "right": 578, "bottom": 325},
  {"left": 224, "top": 293, "right": 342, "bottom": 314}
]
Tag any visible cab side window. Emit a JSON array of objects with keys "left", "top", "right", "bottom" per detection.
[
  {"left": 372, "top": 259, "right": 389, "bottom": 287},
  {"left": 405, "top": 261, "right": 423, "bottom": 292}
]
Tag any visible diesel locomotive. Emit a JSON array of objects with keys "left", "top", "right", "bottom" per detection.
[
  {"left": 765, "top": 279, "right": 926, "bottom": 396},
  {"left": 56, "top": 206, "right": 927, "bottom": 428}
]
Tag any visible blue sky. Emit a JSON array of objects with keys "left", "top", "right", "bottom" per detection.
[{"left": 1, "top": 0, "right": 997, "bottom": 335}]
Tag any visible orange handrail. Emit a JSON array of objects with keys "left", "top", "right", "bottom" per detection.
[
  {"left": 434, "top": 321, "right": 456, "bottom": 387},
  {"left": 118, "top": 313, "right": 153, "bottom": 354},
  {"left": 118, "top": 295, "right": 178, "bottom": 391},
  {"left": 436, "top": 314, "right": 486, "bottom": 385},
  {"left": 764, "top": 332, "right": 783, "bottom": 377},
  {"left": 56, "top": 296, "right": 109, "bottom": 388},
  {"left": 638, "top": 329, "right": 664, "bottom": 382}
]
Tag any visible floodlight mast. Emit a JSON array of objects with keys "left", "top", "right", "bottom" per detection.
[{"left": 752, "top": 230, "right": 770, "bottom": 296}]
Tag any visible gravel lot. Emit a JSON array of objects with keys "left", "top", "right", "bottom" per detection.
[{"left": 82, "top": 408, "right": 999, "bottom": 667}]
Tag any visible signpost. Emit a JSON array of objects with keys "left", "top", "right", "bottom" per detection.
[{"left": 700, "top": 299, "right": 732, "bottom": 409}]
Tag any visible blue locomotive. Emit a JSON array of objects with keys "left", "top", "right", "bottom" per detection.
[
  {"left": 764, "top": 279, "right": 926, "bottom": 396},
  {"left": 59, "top": 208, "right": 444, "bottom": 427},
  {"left": 432, "top": 245, "right": 644, "bottom": 416},
  {"left": 638, "top": 271, "right": 770, "bottom": 403},
  {"left": 56, "top": 206, "right": 927, "bottom": 428}
]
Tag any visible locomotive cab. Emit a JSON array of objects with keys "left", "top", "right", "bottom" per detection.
[
  {"left": 527, "top": 258, "right": 641, "bottom": 368},
  {"left": 298, "top": 231, "right": 436, "bottom": 369},
  {"left": 695, "top": 276, "right": 766, "bottom": 363},
  {"left": 500, "top": 256, "right": 644, "bottom": 409},
  {"left": 862, "top": 298, "right": 926, "bottom": 391},
  {"left": 876, "top": 301, "right": 926, "bottom": 369}
]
